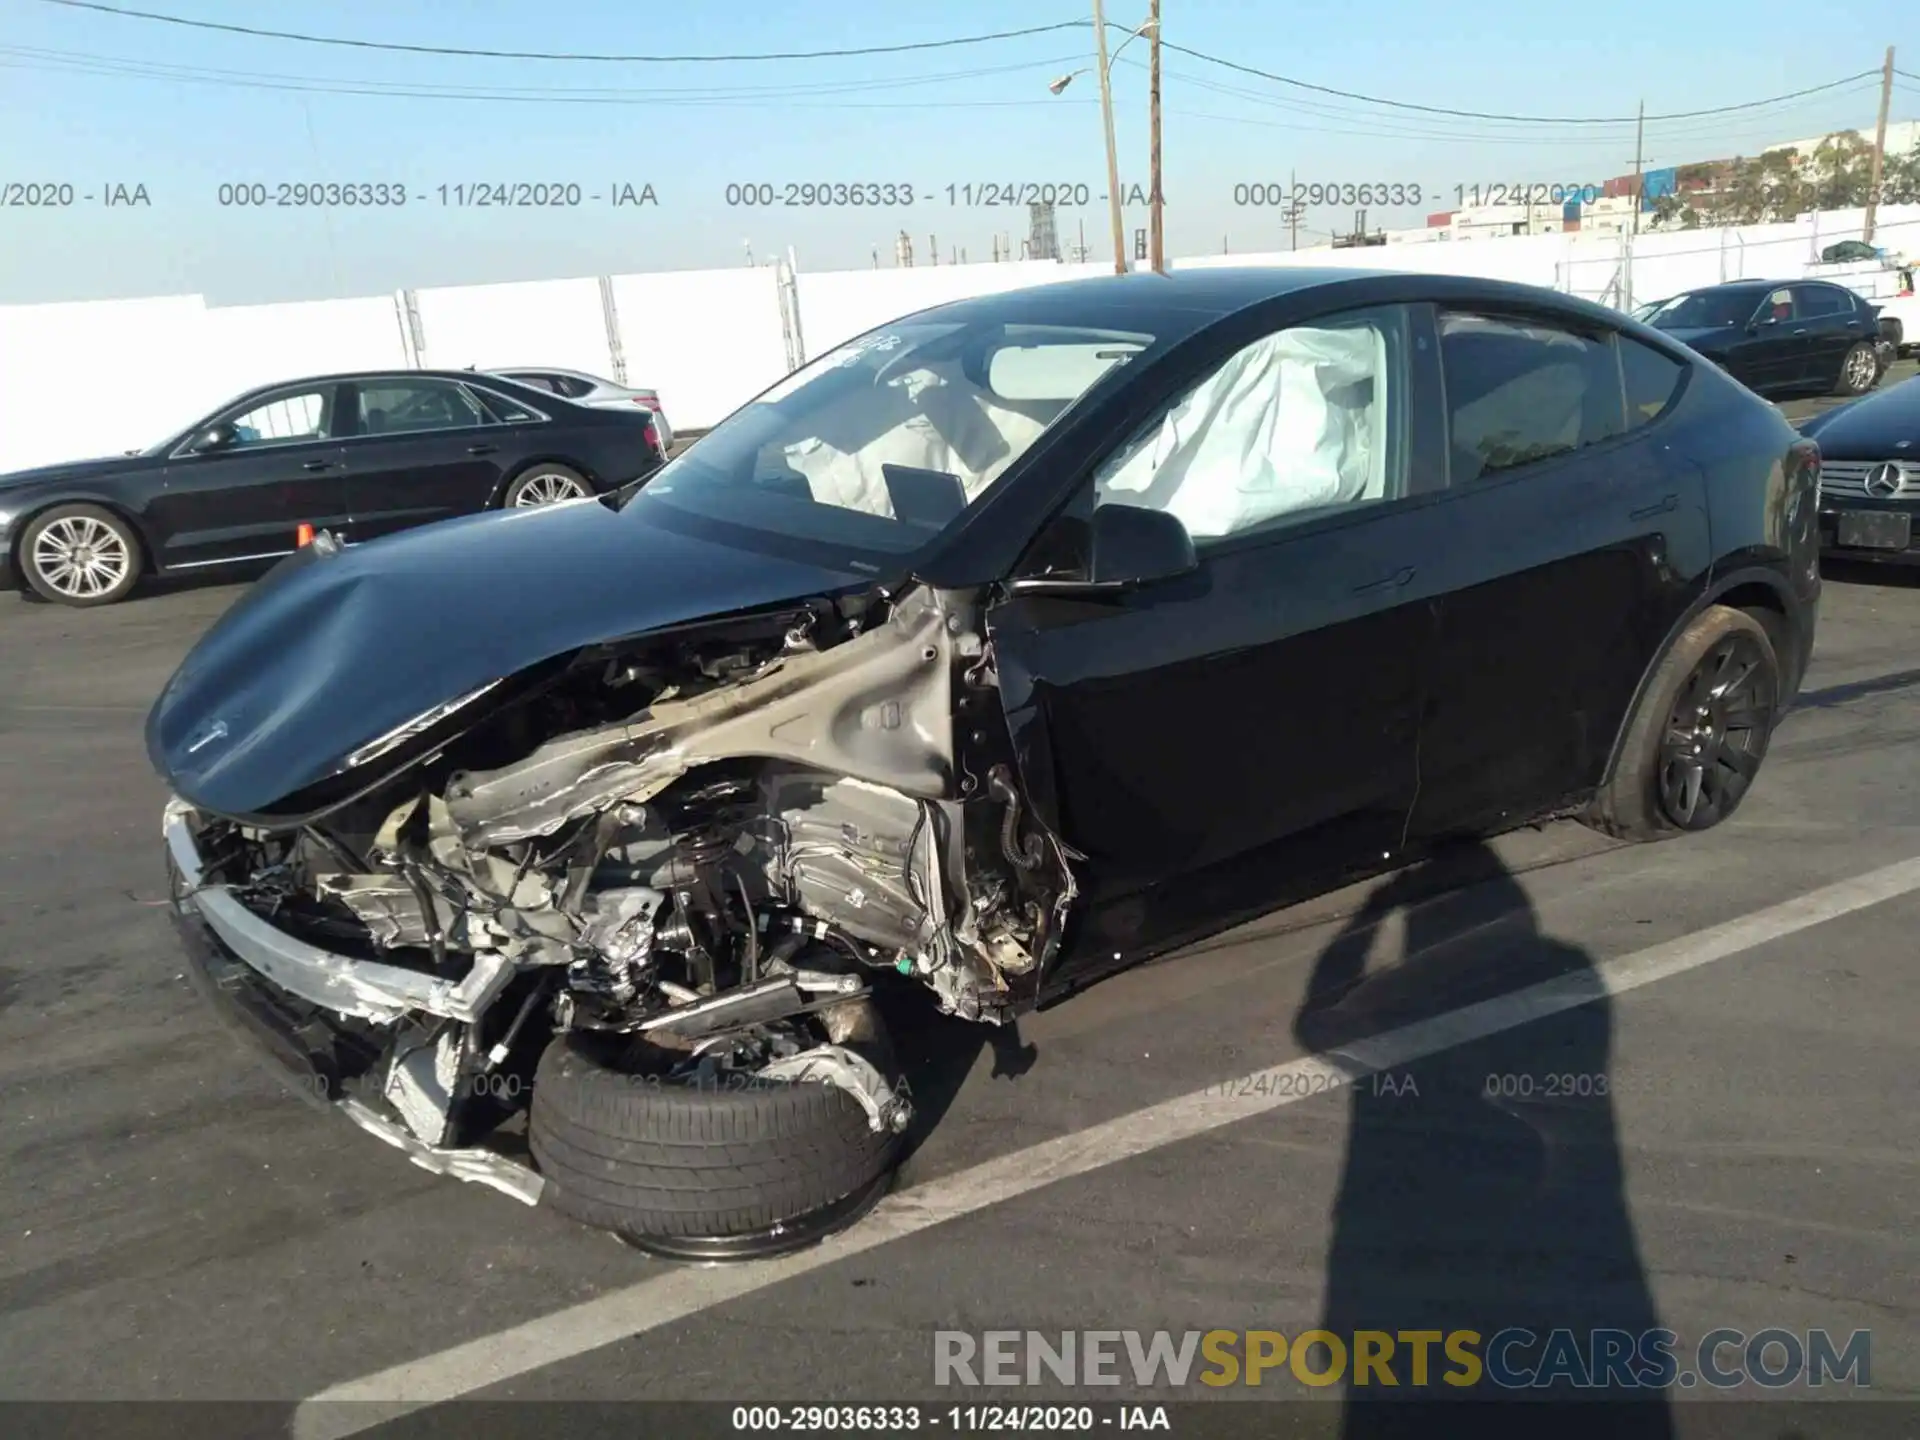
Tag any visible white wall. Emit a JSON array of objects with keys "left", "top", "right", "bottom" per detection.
[
  {"left": 795, "top": 260, "right": 1112, "bottom": 360},
  {"left": 412, "top": 277, "right": 609, "bottom": 375},
  {"left": 4, "top": 203, "right": 1919, "bottom": 475},
  {"left": 193, "top": 296, "right": 407, "bottom": 420},
  {"left": 0, "top": 295, "right": 209, "bottom": 470},
  {"left": 609, "top": 265, "right": 787, "bottom": 428}
]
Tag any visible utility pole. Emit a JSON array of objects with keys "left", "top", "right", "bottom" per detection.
[
  {"left": 1091, "top": 0, "right": 1128, "bottom": 273},
  {"left": 1147, "top": 0, "right": 1164, "bottom": 273},
  {"left": 1285, "top": 166, "right": 1304, "bottom": 250},
  {"left": 1626, "top": 97, "right": 1645, "bottom": 313},
  {"left": 1865, "top": 45, "right": 1895, "bottom": 244},
  {"left": 1630, "top": 99, "right": 1645, "bottom": 237}
]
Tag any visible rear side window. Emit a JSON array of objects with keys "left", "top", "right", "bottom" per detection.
[
  {"left": 505, "top": 372, "right": 560, "bottom": 394},
  {"left": 555, "top": 375, "right": 597, "bottom": 398},
  {"left": 1438, "top": 311, "right": 1626, "bottom": 484},
  {"left": 355, "top": 380, "right": 489, "bottom": 435},
  {"left": 1793, "top": 285, "right": 1848, "bottom": 318},
  {"left": 472, "top": 385, "right": 542, "bottom": 424},
  {"left": 1619, "top": 337, "right": 1687, "bottom": 428}
]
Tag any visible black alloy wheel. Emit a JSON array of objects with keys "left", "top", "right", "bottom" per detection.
[{"left": 1655, "top": 628, "right": 1777, "bottom": 830}]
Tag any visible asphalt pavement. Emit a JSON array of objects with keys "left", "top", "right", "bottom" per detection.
[{"left": 2, "top": 386, "right": 1918, "bottom": 1428}]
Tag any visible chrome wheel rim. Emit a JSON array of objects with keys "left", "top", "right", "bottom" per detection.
[
  {"left": 1657, "top": 632, "right": 1776, "bottom": 829},
  {"left": 512, "top": 472, "right": 587, "bottom": 506},
  {"left": 1845, "top": 346, "right": 1876, "bottom": 389},
  {"left": 31, "top": 515, "right": 131, "bottom": 598}
]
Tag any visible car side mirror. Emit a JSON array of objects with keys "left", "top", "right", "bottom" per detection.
[
  {"left": 188, "top": 422, "right": 237, "bottom": 454},
  {"left": 1007, "top": 503, "right": 1198, "bottom": 598}
]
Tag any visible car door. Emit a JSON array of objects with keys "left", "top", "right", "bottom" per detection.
[
  {"left": 1790, "top": 283, "right": 1868, "bottom": 386},
  {"left": 148, "top": 382, "right": 349, "bottom": 570},
  {"left": 986, "top": 302, "right": 1450, "bottom": 976},
  {"left": 338, "top": 377, "right": 510, "bottom": 541},
  {"left": 1404, "top": 307, "right": 1711, "bottom": 842},
  {"left": 1737, "top": 286, "right": 1809, "bottom": 391}
]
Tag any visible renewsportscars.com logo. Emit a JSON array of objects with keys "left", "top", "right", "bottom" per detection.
[{"left": 934, "top": 1328, "right": 1872, "bottom": 1391}]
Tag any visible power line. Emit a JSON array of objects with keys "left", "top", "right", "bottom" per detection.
[
  {"left": 30, "top": 0, "right": 1891, "bottom": 132},
  {"left": 24, "top": 0, "right": 1088, "bottom": 62},
  {"left": 0, "top": 54, "right": 1092, "bottom": 108},
  {"left": 1141, "top": 29, "right": 1881, "bottom": 125},
  {"left": 2, "top": 40, "right": 1890, "bottom": 144},
  {"left": 1145, "top": 59, "right": 1883, "bottom": 145},
  {"left": 0, "top": 43, "right": 1084, "bottom": 101}
]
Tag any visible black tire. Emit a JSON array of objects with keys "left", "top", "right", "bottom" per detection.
[
  {"left": 500, "top": 464, "right": 591, "bottom": 508},
  {"left": 1586, "top": 605, "right": 1781, "bottom": 842},
  {"left": 16, "top": 503, "right": 143, "bottom": 607},
  {"left": 529, "top": 1027, "right": 905, "bottom": 1252},
  {"left": 1833, "top": 340, "right": 1879, "bottom": 396}
]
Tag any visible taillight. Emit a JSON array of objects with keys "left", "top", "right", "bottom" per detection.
[
  {"left": 631, "top": 395, "right": 661, "bottom": 412},
  {"left": 1789, "top": 437, "right": 1820, "bottom": 497}
]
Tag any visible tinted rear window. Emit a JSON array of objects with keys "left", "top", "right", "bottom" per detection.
[{"left": 1439, "top": 311, "right": 1625, "bottom": 483}]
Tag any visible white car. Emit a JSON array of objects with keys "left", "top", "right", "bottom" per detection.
[{"left": 488, "top": 367, "right": 675, "bottom": 450}]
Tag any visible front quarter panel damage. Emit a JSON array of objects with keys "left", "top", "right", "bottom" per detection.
[
  {"left": 442, "top": 586, "right": 959, "bottom": 847},
  {"left": 168, "top": 582, "right": 1078, "bottom": 1163}
]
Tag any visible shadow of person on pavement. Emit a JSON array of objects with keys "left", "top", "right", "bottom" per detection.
[{"left": 1293, "top": 839, "right": 1674, "bottom": 1438}]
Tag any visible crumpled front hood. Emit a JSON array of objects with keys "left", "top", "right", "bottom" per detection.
[{"left": 147, "top": 498, "right": 873, "bottom": 819}]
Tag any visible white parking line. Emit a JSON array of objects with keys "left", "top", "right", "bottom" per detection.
[{"left": 291, "top": 855, "right": 1920, "bottom": 1439}]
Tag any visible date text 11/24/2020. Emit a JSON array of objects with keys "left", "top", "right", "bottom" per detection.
[
  {"left": 1234, "top": 182, "right": 1607, "bottom": 208},
  {"left": 723, "top": 182, "right": 1156, "bottom": 208}
]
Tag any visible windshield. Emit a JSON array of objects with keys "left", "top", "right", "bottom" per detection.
[
  {"left": 629, "top": 317, "right": 1156, "bottom": 561},
  {"left": 1646, "top": 289, "right": 1763, "bottom": 329}
]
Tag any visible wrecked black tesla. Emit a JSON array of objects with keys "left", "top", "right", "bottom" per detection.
[{"left": 151, "top": 268, "right": 1819, "bottom": 1256}]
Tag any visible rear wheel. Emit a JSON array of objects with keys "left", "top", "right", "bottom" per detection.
[
  {"left": 1835, "top": 340, "right": 1879, "bottom": 396},
  {"left": 502, "top": 464, "right": 590, "bottom": 507},
  {"left": 1586, "top": 605, "right": 1781, "bottom": 841},
  {"left": 17, "top": 503, "right": 143, "bottom": 607}
]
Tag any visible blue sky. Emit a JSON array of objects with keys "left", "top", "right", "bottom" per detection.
[{"left": 0, "top": 0, "right": 1905, "bottom": 304}]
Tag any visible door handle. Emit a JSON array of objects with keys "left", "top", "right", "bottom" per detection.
[
  {"left": 1351, "top": 565, "right": 1415, "bottom": 596},
  {"left": 467, "top": 444, "right": 498, "bottom": 456},
  {"left": 1629, "top": 494, "right": 1678, "bottom": 521},
  {"left": 301, "top": 460, "right": 334, "bottom": 471},
  {"left": 1790, "top": 327, "right": 1808, "bottom": 335}
]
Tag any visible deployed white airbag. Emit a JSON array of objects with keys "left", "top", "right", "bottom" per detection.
[
  {"left": 780, "top": 359, "right": 1049, "bottom": 518},
  {"left": 1097, "top": 324, "right": 1387, "bottom": 539}
]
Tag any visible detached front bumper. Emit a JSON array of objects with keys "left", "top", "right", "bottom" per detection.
[
  {"left": 164, "top": 799, "right": 515, "bottom": 1025},
  {"left": 163, "top": 799, "right": 544, "bottom": 1204}
]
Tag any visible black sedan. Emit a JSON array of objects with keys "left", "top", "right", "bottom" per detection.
[
  {"left": 150, "top": 268, "right": 1818, "bottom": 1256},
  {"left": 1642, "top": 279, "right": 1884, "bottom": 398},
  {"left": 1801, "top": 374, "right": 1920, "bottom": 564},
  {"left": 0, "top": 369, "right": 665, "bottom": 607}
]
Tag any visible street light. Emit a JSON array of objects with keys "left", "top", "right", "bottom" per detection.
[
  {"left": 1049, "top": 6, "right": 1157, "bottom": 275},
  {"left": 1047, "top": 18, "right": 1156, "bottom": 94}
]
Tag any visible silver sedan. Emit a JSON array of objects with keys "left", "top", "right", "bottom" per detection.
[{"left": 487, "top": 367, "right": 675, "bottom": 450}]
